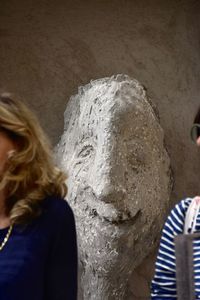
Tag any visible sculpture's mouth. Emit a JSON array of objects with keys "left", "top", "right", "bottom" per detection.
[
  {"left": 72, "top": 187, "right": 141, "bottom": 225},
  {"left": 93, "top": 206, "right": 141, "bottom": 225}
]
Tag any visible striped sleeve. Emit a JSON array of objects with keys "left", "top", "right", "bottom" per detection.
[{"left": 150, "top": 198, "right": 192, "bottom": 299}]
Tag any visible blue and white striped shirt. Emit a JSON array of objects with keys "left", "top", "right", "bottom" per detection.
[{"left": 151, "top": 197, "right": 200, "bottom": 299}]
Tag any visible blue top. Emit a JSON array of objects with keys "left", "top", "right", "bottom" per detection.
[
  {"left": 0, "top": 195, "right": 77, "bottom": 300},
  {"left": 151, "top": 197, "right": 200, "bottom": 299}
]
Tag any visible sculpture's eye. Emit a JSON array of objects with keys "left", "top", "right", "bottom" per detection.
[{"left": 77, "top": 145, "right": 94, "bottom": 158}]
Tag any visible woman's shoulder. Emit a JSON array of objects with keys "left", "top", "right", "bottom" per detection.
[
  {"left": 41, "top": 195, "right": 75, "bottom": 226},
  {"left": 168, "top": 196, "right": 196, "bottom": 219},
  {"left": 177, "top": 196, "right": 193, "bottom": 209},
  {"left": 175, "top": 196, "right": 200, "bottom": 210}
]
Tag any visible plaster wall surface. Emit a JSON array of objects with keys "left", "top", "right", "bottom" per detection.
[{"left": 0, "top": 0, "right": 200, "bottom": 298}]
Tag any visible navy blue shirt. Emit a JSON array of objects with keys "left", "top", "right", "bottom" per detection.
[{"left": 0, "top": 195, "right": 77, "bottom": 300}]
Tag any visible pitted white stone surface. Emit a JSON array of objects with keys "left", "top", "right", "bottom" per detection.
[{"left": 54, "top": 74, "right": 172, "bottom": 299}]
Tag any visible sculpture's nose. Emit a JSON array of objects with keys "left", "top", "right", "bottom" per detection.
[
  {"left": 89, "top": 158, "right": 126, "bottom": 204},
  {"left": 94, "top": 183, "right": 126, "bottom": 204}
]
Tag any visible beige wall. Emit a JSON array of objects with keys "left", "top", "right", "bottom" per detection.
[{"left": 0, "top": 0, "right": 200, "bottom": 298}]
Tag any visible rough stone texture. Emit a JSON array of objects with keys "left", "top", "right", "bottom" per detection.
[
  {"left": 54, "top": 74, "right": 172, "bottom": 299},
  {"left": 1, "top": 1, "right": 200, "bottom": 298}
]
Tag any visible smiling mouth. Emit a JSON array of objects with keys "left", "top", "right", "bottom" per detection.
[
  {"left": 89, "top": 207, "right": 142, "bottom": 225},
  {"left": 77, "top": 190, "right": 141, "bottom": 225}
]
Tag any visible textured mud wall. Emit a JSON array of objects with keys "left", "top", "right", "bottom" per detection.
[
  {"left": 54, "top": 74, "right": 172, "bottom": 299},
  {"left": 0, "top": 1, "right": 200, "bottom": 299}
]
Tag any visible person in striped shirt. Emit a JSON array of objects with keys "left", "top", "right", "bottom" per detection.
[{"left": 151, "top": 106, "right": 200, "bottom": 299}]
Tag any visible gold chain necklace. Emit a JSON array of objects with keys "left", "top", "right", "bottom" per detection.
[{"left": 0, "top": 224, "right": 13, "bottom": 251}]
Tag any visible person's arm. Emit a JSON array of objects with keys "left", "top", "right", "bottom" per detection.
[
  {"left": 45, "top": 200, "right": 78, "bottom": 300},
  {"left": 150, "top": 199, "right": 190, "bottom": 299}
]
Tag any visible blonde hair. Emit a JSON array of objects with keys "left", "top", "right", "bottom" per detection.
[{"left": 0, "top": 94, "right": 68, "bottom": 225}]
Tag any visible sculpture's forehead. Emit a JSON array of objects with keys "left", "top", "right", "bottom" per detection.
[
  {"left": 77, "top": 105, "right": 151, "bottom": 140},
  {"left": 66, "top": 77, "right": 156, "bottom": 140},
  {"left": 78, "top": 86, "right": 148, "bottom": 130}
]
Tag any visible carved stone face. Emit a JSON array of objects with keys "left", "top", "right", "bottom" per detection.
[{"left": 54, "top": 74, "right": 172, "bottom": 299}]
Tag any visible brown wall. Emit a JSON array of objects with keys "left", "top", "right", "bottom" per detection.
[{"left": 1, "top": 0, "right": 200, "bottom": 298}]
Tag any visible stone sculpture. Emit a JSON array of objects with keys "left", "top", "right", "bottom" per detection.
[{"left": 54, "top": 74, "right": 172, "bottom": 299}]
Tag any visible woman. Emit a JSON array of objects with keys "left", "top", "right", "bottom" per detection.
[
  {"left": 151, "top": 107, "right": 200, "bottom": 299},
  {"left": 0, "top": 94, "right": 77, "bottom": 299}
]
